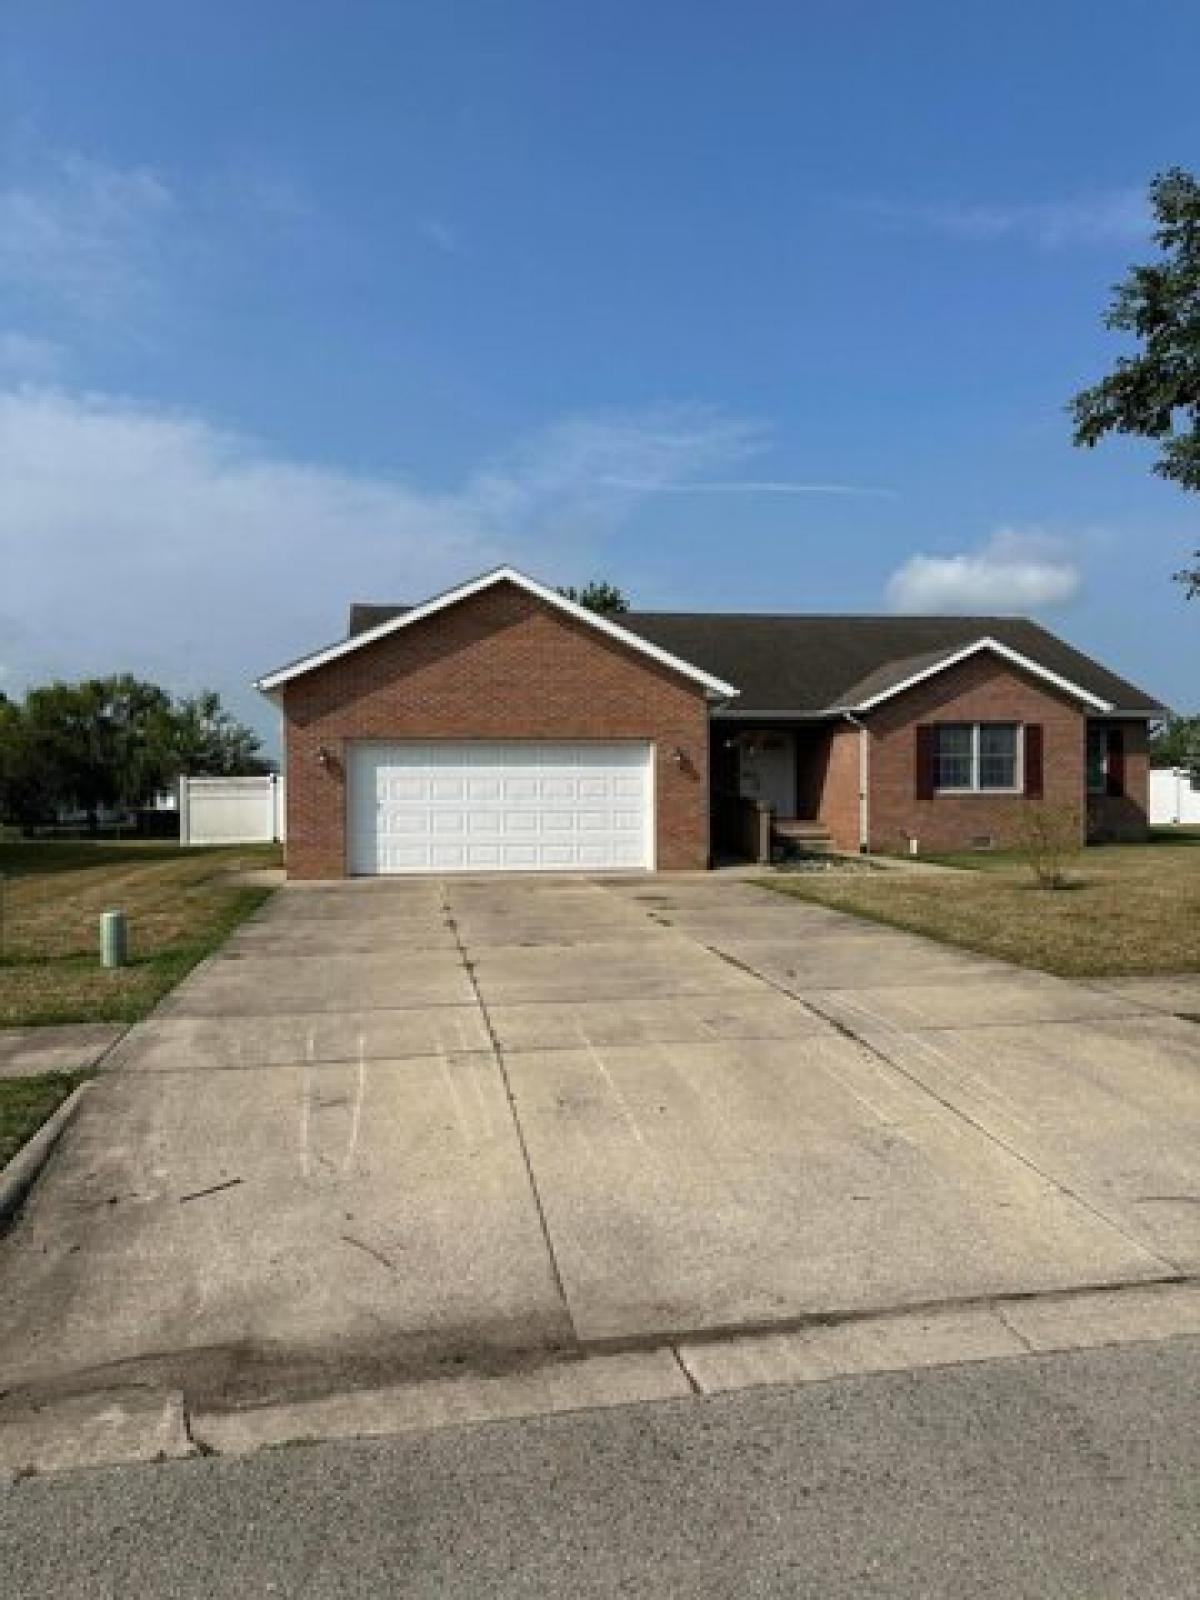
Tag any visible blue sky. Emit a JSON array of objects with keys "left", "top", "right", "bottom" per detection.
[{"left": 2, "top": 1, "right": 1198, "bottom": 746}]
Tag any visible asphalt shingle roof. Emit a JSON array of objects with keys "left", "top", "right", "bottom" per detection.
[
  {"left": 346, "top": 603, "right": 1163, "bottom": 715},
  {"left": 624, "top": 613, "right": 1164, "bottom": 714}
]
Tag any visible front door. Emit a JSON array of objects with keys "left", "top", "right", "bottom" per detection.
[{"left": 738, "top": 732, "right": 795, "bottom": 816}]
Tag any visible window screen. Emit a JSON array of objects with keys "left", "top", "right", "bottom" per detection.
[
  {"left": 934, "top": 725, "right": 973, "bottom": 790},
  {"left": 978, "top": 724, "right": 1018, "bottom": 790}
]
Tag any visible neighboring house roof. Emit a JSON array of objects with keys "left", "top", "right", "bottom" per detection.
[
  {"left": 256, "top": 567, "right": 739, "bottom": 698},
  {"left": 616, "top": 613, "right": 1164, "bottom": 716},
  {"left": 347, "top": 602, "right": 411, "bottom": 634}
]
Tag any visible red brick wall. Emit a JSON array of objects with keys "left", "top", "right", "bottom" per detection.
[
  {"left": 1087, "top": 719, "right": 1150, "bottom": 841},
  {"left": 865, "top": 655, "right": 1087, "bottom": 854},
  {"left": 809, "top": 723, "right": 864, "bottom": 851},
  {"left": 282, "top": 581, "right": 711, "bottom": 877}
]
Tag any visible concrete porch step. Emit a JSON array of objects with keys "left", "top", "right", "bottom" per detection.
[{"left": 772, "top": 818, "right": 834, "bottom": 853}]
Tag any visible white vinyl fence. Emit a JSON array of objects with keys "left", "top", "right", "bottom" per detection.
[
  {"left": 1149, "top": 767, "right": 1200, "bottom": 827},
  {"left": 179, "top": 774, "right": 286, "bottom": 845}
]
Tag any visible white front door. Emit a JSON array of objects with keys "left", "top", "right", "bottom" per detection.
[
  {"left": 738, "top": 733, "right": 795, "bottom": 816},
  {"left": 347, "top": 741, "right": 654, "bottom": 874}
]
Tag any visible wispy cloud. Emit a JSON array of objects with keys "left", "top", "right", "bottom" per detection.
[
  {"left": 597, "top": 478, "right": 895, "bottom": 497},
  {"left": 418, "top": 217, "right": 459, "bottom": 254},
  {"left": 886, "top": 528, "right": 1083, "bottom": 613},
  {"left": 0, "top": 391, "right": 760, "bottom": 729},
  {"left": 857, "top": 188, "right": 1148, "bottom": 249},
  {"left": 0, "top": 151, "right": 174, "bottom": 320}
]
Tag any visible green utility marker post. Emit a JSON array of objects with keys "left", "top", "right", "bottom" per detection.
[{"left": 100, "top": 909, "right": 128, "bottom": 969}]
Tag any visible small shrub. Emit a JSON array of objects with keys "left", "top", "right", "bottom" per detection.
[{"left": 1017, "top": 802, "right": 1083, "bottom": 889}]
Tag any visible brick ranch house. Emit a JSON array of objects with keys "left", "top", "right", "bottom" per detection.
[{"left": 255, "top": 566, "right": 1163, "bottom": 879}]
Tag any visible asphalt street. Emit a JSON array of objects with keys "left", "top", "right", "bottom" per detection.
[{"left": 3, "top": 1337, "right": 1198, "bottom": 1598}]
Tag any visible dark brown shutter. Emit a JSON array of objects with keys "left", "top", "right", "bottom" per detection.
[
  {"left": 1024, "top": 724, "right": 1044, "bottom": 798},
  {"left": 1106, "top": 726, "right": 1125, "bottom": 797},
  {"left": 916, "top": 725, "right": 935, "bottom": 800}
]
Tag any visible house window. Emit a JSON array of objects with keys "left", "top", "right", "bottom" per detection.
[
  {"left": 933, "top": 725, "right": 974, "bottom": 790},
  {"left": 1086, "top": 726, "right": 1108, "bottom": 794},
  {"left": 978, "top": 724, "right": 1019, "bottom": 790},
  {"left": 933, "top": 723, "right": 1020, "bottom": 793}
]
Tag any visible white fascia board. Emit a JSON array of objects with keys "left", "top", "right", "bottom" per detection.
[
  {"left": 254, "top": 565, "right": 740, "bottom": 700},
  {"left": 844, "top": 638, "right": 1112, "bottom": 714}
]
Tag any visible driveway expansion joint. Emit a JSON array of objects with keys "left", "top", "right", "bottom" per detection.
[
  {"left": 801, "top": 990, "right": 1185, "bottom": 1278},
  {"left": 442, "top": 884, "right": 579, "bottom": 1347}
]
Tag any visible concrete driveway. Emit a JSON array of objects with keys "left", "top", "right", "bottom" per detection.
[{"left": 2, "top": 874, "right": 1198, "bottom": 1425}]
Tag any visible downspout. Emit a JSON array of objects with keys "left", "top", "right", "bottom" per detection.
[{"left": 841, "top": 712, "right": 870, "bottom": 853}]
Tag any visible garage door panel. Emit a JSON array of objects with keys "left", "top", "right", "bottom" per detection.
[{"left": 350, "top": 742, "right": 653, "bottom": 875}]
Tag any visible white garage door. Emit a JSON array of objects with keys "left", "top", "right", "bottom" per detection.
[{"left": 348, "top": 741, "right": 654, "bottom": 874}]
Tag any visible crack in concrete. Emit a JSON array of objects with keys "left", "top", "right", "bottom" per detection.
[{"left": 341, "top": 1235, "right": 397, "bottom": 1273}]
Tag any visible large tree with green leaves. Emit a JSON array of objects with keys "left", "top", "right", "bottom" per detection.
[
  {"left": 1070, "top": 167, "right": 1200, "bottom": 593},
  {"left": 556, "top": 579, "right": 630, "bottom": 616},
  {"left": 0, "top": 677, "right": 265, "bottom": 829},
  {"left": 1151, "top": 712, "right": 1200, "bottom": 771},
  {"left": 170, "top": 690, "right": 271, "bottom": 777}
]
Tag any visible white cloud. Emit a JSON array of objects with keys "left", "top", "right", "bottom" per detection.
[
  {"left": 860, "top": 188, "right": 1148, "bottom": 249},
  {"left": 0, "top": 389, "right": 759, "bottom": 738},
  {"left": 885, "top": 529, "right": 1083, "bottom": 614},
  {"left": 0, "top": 151, "right": 174, "bottom": 320}
]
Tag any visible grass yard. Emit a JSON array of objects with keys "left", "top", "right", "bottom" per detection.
[
  {"left": 0, "top": 840, "right": 281, "bottom": 1027},
  {"left": 760, "top": 828, "right": 1200, "bottom": 978},
  {"left": 0, "top": 1070, "right": 91, "bottom": 1168}
]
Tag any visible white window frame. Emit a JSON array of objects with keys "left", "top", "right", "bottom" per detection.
[{"left": 934, "top": 722, "right": 1024, "bottom": 795}]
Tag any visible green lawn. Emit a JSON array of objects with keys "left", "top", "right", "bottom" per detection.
[
  {"left": 0, "top": 840, "right": 281, "bottom": 1027},
  {"left": 759, "top": 830, "right": 1200, "bottom": 978},
  {"left": 0, "top": 1070, "right": 91, "bottom": 1168}
]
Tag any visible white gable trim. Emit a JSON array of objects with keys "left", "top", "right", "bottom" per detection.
[
  {"left": 255, "top": 566, "right": 740, "bottom": 698},
  {"left": 844, "top": 637, "right": 1112, "bottom": 714}
]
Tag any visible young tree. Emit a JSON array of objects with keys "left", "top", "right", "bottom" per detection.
[
  {"left": 557, "top": 579, "right": 630, "bottom": 615},
  {"left": 1069, "top": 168, "right": 1200, "bottom": 593}
]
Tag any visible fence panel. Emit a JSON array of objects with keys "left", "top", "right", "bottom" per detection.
[
  {"left": 180, "top": 775, "right": 285, "bottom": 845},
  {"left": 1150, "top": 767, "right": 1200, "bottom": 826}
]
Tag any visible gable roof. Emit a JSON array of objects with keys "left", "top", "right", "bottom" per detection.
[
  {"left": 617, "top": 613, "right": 1163, "bottom": 716},
  {"left": 255, "top": 567, "right": 739, "bottom": 698}
]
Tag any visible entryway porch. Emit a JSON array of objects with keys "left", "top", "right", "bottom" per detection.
[{"left": 711, "top": 721, "right": 840, "bottom": 864}]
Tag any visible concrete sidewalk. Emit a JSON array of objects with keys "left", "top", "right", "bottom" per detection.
[{"left": 0, "top": 1024, "right": 125, "bottom": 1080}]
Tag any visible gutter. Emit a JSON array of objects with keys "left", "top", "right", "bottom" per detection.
[{"left": 712, "top": 708, "right": 840, "bottom": 722}]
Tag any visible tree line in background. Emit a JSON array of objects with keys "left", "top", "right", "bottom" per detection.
[
  {"left": 1151, "top": 713, "right": 1200, "bottom": 773},
  {"left": 0, "top": 676, "right": 268, "bottom": 831}
]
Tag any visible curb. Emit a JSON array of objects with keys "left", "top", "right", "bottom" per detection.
[{"left": 0, "top": 1082, "right": 93, "bottom": 1223}]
